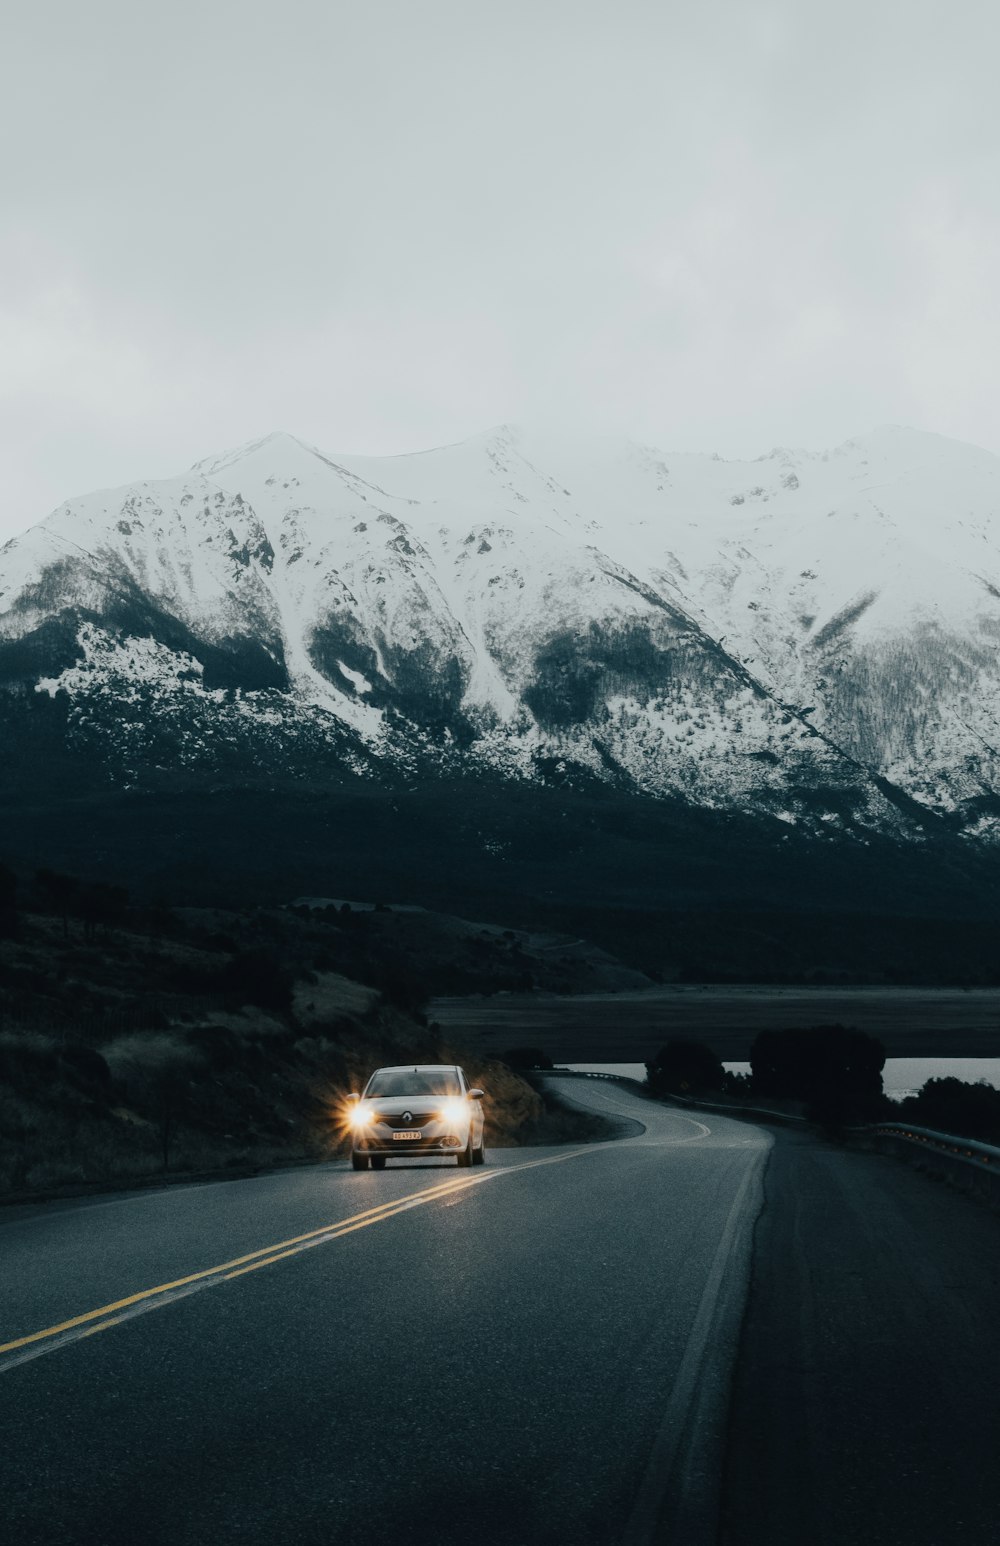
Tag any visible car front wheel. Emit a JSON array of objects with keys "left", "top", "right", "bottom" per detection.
[
  {"left": 457, "top": 1137, "right": 473, "bottom": 1167},
  {"left": 371, "top": 1156, "right": 386, "bottom": 1171},
  {"left": 473, "top": 1132, "right": 486, "bottom": 1166},
  {"left": 351, "top": 1153, "right": 369, "bottom": 1171}
]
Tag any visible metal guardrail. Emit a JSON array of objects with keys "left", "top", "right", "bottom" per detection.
[
  {"left": 863, "top": 1122, "right": 1000, "bottom": 1207},
  {"left": 869, "top": 1122, "right": 1000, "bottom": 1168},
  {"left": 657, "top": 1089, "right": 808, "bottom": 1125},
  {"left": 549, "top": 1069, "right": 629, "bottom": 1082}
]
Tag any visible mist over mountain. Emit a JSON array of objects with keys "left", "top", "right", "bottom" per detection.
[{"left": 2, "top": 422, "right": 1000, "bottom": 981}]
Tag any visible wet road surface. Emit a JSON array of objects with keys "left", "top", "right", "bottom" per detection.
[{"left": 0, "top": 1080, "right": 767, "bottom": 1546}]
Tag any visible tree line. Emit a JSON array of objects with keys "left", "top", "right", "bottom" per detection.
[
  {"left": 645, "top": 1028, "right": 1000, "bottom": 1142},
  {"left": 0, "top": 865, "right": 130, "bottom": 942}
]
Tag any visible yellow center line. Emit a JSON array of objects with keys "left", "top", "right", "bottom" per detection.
[
  {"left": 224, "top": 1196, "right": 456, "bottom": 1279},
  {"left": 0, "top": 1146, "right": 595, "bottom": 1362},
  {"left": 0, "top": 1173, "right": 485, "bottom": 1355}
]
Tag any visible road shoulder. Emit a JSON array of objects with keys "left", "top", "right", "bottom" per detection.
[{"left": 720, "top": 1128, "right": 1000, "bottom": 1546}]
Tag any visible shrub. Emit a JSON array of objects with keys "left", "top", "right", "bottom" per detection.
[
  {"left": 646, "top": 1038, "right": 723, "bottom": 1095},
  {"left": 750, "top": 1024, "right": 885, "bottom": 1121},
  {"left": 897, "top": 1077, "right": 1000, "bottom": 1146},
  {"left": 0, "top": 1031, "right": 61, "bottom": 1087},
  {"left": 220, "top": 949, "right": 294, "bottom": 1011},
  {"left": 501, "top": 1047, "right": 554, "bottom": 1071},
  {"left": 185, "top": 1023, "right": 244, "bottom": 1073},
  {"left": 58, "top": 1044, "right": 112, "bottom": 1089},
  {"left": 0, "top": 862, "right": 16, "bottom": 938},
  {"left": 78, "top": 883, "right": 129, "bottom": 938},
  {"left": 35, "top": 867, "right": 79, "bottom": 937}
]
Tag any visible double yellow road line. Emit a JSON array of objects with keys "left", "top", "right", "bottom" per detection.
[{"left": 0, "top": 1147, "right": 594, "bottom": 1373}]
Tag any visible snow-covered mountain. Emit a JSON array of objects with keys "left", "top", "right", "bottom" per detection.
[{"left": 2, "top": 423, "right": 999, "bottom": 842}]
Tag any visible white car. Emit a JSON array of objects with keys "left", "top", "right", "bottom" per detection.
[{"left": 347, "top": 1064, "right": 487, "bottom": 1170}]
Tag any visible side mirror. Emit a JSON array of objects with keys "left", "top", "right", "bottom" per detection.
[
  {"left": 346, "top": 1093, "right": 360, "bottom": 1104},
  {"left": 469, "top": 1088, "right": 485, "bottom": 1101}
]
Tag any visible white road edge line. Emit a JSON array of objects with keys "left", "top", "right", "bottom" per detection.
[{"left": 620, "top": 1141, "right": 771, "bottom": 1546}]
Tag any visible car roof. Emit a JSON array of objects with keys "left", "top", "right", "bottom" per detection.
[{"left": 373, "top": 1064, "right": 461, "bottom": 1074}]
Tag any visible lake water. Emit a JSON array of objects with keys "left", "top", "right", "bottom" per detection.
[
  {"left": 566, "top": 1059, "right": 1000, "bottom": 1100},
  {"left": 435, "top": 985, "right": 1000, "bottom": 1062}
]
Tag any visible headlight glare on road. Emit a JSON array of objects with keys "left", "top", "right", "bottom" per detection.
[{"left": 439, "top": 1098, "right": 466, "bottom": 1124}]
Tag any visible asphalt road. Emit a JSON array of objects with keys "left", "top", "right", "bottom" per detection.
[
  {"left": 721, "top": 1126, "right": 1000, "bottom": 1546},
  {"left": 6, "top": 1082, "right": 1000, "bottom": 1546},
  {"left": 0, "top": 1082, "right": 768, "bottom": 1546}
]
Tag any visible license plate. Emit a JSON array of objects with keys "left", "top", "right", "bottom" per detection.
[{"left": 392, "top": 1131, "right": 422, "bottom": 1141}]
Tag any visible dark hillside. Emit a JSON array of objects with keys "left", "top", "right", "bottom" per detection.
[
  {"left": 2, "top": 776, "right": 1000, "bottom": 982},
  {"left": 0, "top": 890, "right": 570, "bottom": 1199}
]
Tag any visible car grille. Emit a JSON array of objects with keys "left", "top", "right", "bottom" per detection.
[{"left": 378, "top": 1113, "right": 435, "bottom": 1130}]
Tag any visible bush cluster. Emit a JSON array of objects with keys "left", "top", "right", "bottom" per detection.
[
  {"left": 896, "top": 1077, "right": 1000, "bottom": 1147},
  {"left": 501, "top": 1046, "right": 554, "bottom": 1071},
  {"left": 646, "top": 1038, "right": 723, "bottom": 1096},
  {"left": 750, "top": 1024, "right": 886, "bottom": 1124},
  {"left": 645, "top": 1025, "right": 888, "bottom": 1126}
]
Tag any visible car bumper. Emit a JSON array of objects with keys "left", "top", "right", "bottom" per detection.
[{"left": 354, "top": 1125, "right": 470, "bottom": 1155}]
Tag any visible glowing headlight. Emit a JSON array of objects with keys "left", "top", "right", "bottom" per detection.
[
  {"left": 439, "top": 1098, "right": 466, "bottom": 1124},
  {"left": 349, "top": 1104, "right": 375, "bottom": 1130}
]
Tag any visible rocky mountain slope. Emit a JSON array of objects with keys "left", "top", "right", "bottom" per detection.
[{"left": 2, "top": 423, "right": 999, "bottom": 844}]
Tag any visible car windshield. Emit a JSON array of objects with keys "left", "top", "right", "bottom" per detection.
[{"left": 365, "top": 1069, "right": 462, "bottom": 1098}]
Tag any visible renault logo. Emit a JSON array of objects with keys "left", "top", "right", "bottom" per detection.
[{"left": 402, "top": 1111, "right": 413, "bottom": 1124}]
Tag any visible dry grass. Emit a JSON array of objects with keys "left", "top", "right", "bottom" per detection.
[
  {"left": 293, "top": 972, "right": 379, "bottom": 1028},
  {"left": 0, "top": 904, "right": 569, "bottom": 1201},
  {"left": 0, "top": 1008, "right": 551, "bottom": 1200},
  {"left": 102, "top": 1032, "right": 204, "bottom": 1079}
]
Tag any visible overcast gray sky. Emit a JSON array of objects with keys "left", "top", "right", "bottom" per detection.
[{"left": 2, "top": 0, "right": 997, "bottom": 538}]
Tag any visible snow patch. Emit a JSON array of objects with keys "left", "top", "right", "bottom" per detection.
[{"left": 337, "top": 660, "right": 372, "bottom": 694}]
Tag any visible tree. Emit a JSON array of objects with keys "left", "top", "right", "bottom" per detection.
[
  {"left": 220, "top": 949, "right": 294, "bottom": 1012},
  {"left": 158, "top": 1069, "right": 187, "bottom": 1173},
  {"left": 646, "top": 1038, "right": 724, "bottom": 1096},
  {"left": 78, "top": 883, "right": 129, "bottom": 940},
  {"left": 36, "top": 868, "right": 79, "bottom": 939},
  {"left": 750, "top": 1024, "right": 885, "bottom": 1123},
  {"left": 898, "top": 1077, "right": 1000, "bottom": 1147},
  {"left": 0, "top": 863, "right": 16, "bottom": 939},
  {"left": 501, "top": 1047, "right": 554, "bottom": 1071}
]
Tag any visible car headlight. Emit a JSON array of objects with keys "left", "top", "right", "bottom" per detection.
[
  {"left": 349, "top": 1104, "right": 375, "bottom": 1130},
  {"left": 439, "top": 1098, "right": 467, "bottom": 1124}
]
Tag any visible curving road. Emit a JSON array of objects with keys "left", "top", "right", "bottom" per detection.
[
  {"left": 0, "top": 1080, "right": 768, "bottom": 1546},
  {"left": 7, "top": 1078, "right": 1000, "bottom": 1546}
]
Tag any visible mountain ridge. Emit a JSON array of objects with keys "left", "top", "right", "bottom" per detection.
[{"left": 2, "top": 422, "right": 999, "bottom": 849}]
